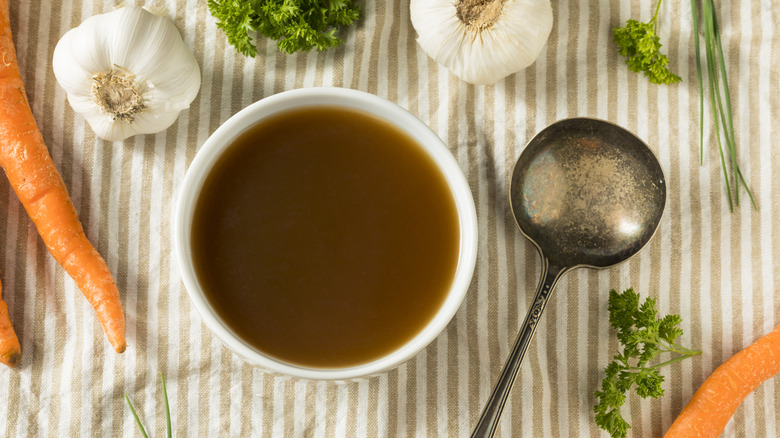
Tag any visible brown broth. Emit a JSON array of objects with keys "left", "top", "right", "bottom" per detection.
[{"left": 191, "top": 105, "right": 460, "bottom": 368}]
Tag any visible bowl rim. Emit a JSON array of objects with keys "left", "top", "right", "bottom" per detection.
[{"left": 173, "top": 87, "right": 478, "bottom": 380}]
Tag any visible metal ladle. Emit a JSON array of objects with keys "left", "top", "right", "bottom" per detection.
[{"left": 472, "top": 118, "right": 666, "bottom": 437}]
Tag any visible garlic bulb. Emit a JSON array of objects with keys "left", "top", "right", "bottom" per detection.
[
  {"left": 52, "top": 6, "right": 200, "bottom": 141},
  {"left": 410, "top": 0, "right": 553, "bottom": 85}
]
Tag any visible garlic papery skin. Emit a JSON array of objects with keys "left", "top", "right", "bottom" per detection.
[
  {"left": 410, "top": 0, "right": 553, "bottom": 85},
  {"left": 52, "top": 6, "right": 200, "bottom": 141}
]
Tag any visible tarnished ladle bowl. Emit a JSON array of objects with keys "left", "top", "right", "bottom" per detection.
[{"left": 472, "top": 118, "right": 667, "bottom": 437}]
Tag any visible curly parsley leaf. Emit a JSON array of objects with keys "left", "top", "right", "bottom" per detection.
[
  {"left": 207, "top": 0, "right": 361, "bottom": 56},
  {"left": 594, "top": 288, "right": 700, "bottom": 438},
  {"left": 613, "top": 0, "right": 681, "bottom": 85}
]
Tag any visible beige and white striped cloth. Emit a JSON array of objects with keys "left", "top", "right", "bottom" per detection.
[{"left": 1, "top": 0, "right": 778, "bottom": 436}]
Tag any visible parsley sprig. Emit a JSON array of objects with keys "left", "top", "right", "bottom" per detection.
[
  {"left": 207, "top": 0, "right": 361, "bottom": 56},
  {"left": 594, "top": 289, "right": 700, "bottom": 438},
  {"left": 613, "top": 0, "right": 681, "bottom": 85}
]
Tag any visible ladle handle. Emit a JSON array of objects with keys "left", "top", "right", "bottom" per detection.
[{"left": 471, "top": 261, "right": 565, "bottom": 438}]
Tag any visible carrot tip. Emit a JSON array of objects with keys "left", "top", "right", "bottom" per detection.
[{"left": 110, "top": 334, "right": 126, "bottom": 353}]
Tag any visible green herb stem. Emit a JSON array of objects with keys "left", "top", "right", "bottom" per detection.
[
  {"left": 702, "top": 0, "right": 733, "bottom": 210},
  {"left": 690, "top": 0, "right": 705, "bottom": 164},
  {"left": 161, "top": 374, "right": 172, "bottom": 438},
  {"left": 125, "top": 394, "right": 149, "bottom": 438},
  {"left": 661, "top": 339, "right": 701, "bottom": 355},
  {"left": 711, "top": 13, "right": 740, "bottom": 205},
  {"left": 623, "top": 335, "right": 701, "bottom": 359},
  {"left": 125, "top": 374, "right": 173, "bottom": 438},
  {"left": 652, "top": 351, "right": 702, "bottom": 369},
  {"left": 650, "top": 0, "right": 664, "bottom": 27},
  {"left": 693, "top": 0, "right": 755, "bottom": 211},
  {"left": 712, "top": 9, "right": 757, "bottom": 209},
  {"left": 704, "top": 2, "right": 735, "bottom": 206},
  {"left": 625, "top": 350, "right": 702, "bottom": 372}
]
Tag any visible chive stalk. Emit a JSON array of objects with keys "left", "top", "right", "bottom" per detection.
[
  {"left": 692, "top": 0, "right": 755, "bottom": 211},
  {"left": 690, "top": 0, "right": 704, "bottom": 165},
  {"left": 125, "top": 393, "right": 149, "bottom": 438},
  {"left": 161, "top": 374, "right": 172, "bottom": 438},
  {"left": 125, "top": 373, "right": 172, "bottom": 437}
]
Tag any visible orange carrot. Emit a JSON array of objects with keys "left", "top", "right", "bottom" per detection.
[
  {"left": 0, "top": 277, "right": 21, "bottom": 367},
  {"left": 665, "top": 323, "right": 780, "bottom": 437},
  {"left": 0, "top": 0, "right": 125, "bottom": 353}
]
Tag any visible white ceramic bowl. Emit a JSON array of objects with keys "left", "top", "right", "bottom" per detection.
[{"left": 174, "top": 87, "right": 477, "bottom": 380}]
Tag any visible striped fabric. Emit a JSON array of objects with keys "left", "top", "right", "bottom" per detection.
[{"left": 1, "top": 0, "right": 778, "bottom": 436}]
